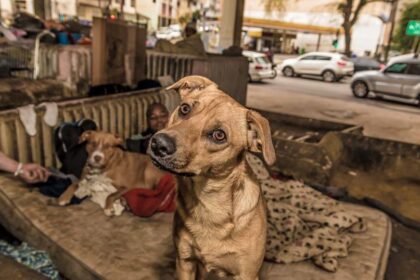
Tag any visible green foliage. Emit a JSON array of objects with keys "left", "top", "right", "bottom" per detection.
[
  {"left": 393, "top": 0, "right": 420, "bottom": 52},
  {"left": 262, "top": 0, "right": 285, "bottom": 13},
  {"left": 192, "top": 10, "right": 201, "bottom": 22},
  {"left": 178, "top": 14, "right": 191, "bottom": 26}
]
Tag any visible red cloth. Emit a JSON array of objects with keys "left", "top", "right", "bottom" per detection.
[{"left": 123, "top": 174, "right": 176, "bottom": 217}]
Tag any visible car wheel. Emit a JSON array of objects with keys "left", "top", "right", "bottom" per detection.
[
  {"left": 322, "top": 70, "right": 336, "bottom": 82},
  {"left": 352, "top": 81, "right": 369, "bottom": 98},
  {"left": 271, "top": 69, "right": 278, "bottom": 79},
  {"left": 282, "top": 66, "right": 294, "bottom": 77}
]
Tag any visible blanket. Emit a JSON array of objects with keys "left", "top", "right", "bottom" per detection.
[
  {"left": 74, "top": 173, "right": 125, "bottom": 216},
  {"left": 246, "top": 153, "right": 367, "bottom": 272},
  {"left": 123, "top": 174, "right": 176, "bottom": 217}
]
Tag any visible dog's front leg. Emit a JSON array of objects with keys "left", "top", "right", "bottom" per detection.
[
  {"left": 104, "top": 187, "right": 128, "bottom": 216},
  {"left": 176, "top": 257, "right": 197, "bottom": 280},
  {"left": 57, "top": 183, "right": 78, "bottom": 206}
]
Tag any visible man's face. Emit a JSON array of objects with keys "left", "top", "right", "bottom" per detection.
[{"left": 149, "top": 108, "right": 169, "bottom": 133}]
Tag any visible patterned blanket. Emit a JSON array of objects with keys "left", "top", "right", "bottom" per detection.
[
  {"left": 0, "top": 240, "right": 60, "bottom": 279},
  {"left": 246, "top": 153, "right": 367, "bottom": 272}
]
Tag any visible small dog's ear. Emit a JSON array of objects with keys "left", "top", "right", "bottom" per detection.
[
  {"left": 166, "top": 75, "right": 216, "bottom": 99},
  {"left": 79, "top": 130, "right": 94, "bottom": 143},
  {"left": 246, "top": 110, "right": 276, "bottom": 165}
]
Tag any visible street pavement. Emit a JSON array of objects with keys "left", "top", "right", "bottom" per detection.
[{"left": 247, "top": 75, "right": 420, "bottom": 145}]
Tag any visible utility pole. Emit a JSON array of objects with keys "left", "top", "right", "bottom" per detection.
[
  {"left": 384, "top": 0, "right": 399, "bottom": 62},
  {"left": 120, "top": 0, "right": 125, "bottom": 20}
]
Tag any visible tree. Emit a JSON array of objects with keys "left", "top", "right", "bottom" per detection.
[
  {"left": 263, "top": 0, "right": 394, "bottom": 56},
  {"left": 393, "top": 0, "right": 420, "bottom": 53}
]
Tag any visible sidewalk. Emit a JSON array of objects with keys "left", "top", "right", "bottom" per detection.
[{"left": 273, "top": 54, "right": 298, "bottom": 64}]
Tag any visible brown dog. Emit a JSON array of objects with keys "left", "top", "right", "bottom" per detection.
[
  {"left": 57, "top": 131, "right": 166, "bottom": 213},
  {"left": 148, "top": 76, "right": 276, "bottom": 279}
]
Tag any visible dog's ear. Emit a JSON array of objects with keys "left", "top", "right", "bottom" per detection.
[
  {"left": 79, "top": 130, "right": 94, "bottom": 143},
  {"left": 246, "top": 110, "right": 276, "bottom": 165},
  {"left": 166, "top": 75, "right": 216, "bottom": 99},
  {"left": 113, "top": 134, "right": 124, "bottom": 147}
]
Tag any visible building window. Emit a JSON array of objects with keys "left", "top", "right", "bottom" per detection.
[
  {"left": 153, "top": 0, "right": 156, "bottom": 3},
  {"left": 131, "top": 0, "right": 135, "bottom": 7},
  {"left": 115, "top": 0, "right": 121, "bottom": 4},
  {"left": 161, "top": 3, "right": 166, "bottom": 15}
]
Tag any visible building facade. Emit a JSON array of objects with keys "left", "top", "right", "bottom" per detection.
[
  {"left": 0, "top": 0, "right": 183, "bottom": 31},
  {"left": 243, "top": 0, "right": 415, "bottom": 56}
]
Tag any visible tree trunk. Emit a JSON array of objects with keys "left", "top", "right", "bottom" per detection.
[
  {"left": 342, "top": 0, "right": 353, "bottom": 57},
  {"left": 344, "top": 24, "right": 352, "bottom": 57}
]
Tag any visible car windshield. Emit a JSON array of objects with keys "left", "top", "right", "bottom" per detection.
[{"left": 255, "top": 56, "right": 270, "bottom": 64}]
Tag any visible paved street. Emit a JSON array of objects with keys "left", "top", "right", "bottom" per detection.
[{"left": 247, "top": 75, "right": 420, "bottom": 145}]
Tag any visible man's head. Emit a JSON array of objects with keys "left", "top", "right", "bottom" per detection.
[
  {"left": 146, "top": 103, "right": 169, "bottom": 133},
  {"left": 79, "top": 131, "right": 124, "bottom": 169},
  {"left": 148, "top": 76, "right": 276, "bottom": 177},
  {"left": 184, "top": 22, "right": 197, "bottom": 38}
]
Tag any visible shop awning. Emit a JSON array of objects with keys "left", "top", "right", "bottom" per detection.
[{"left": 243, "top": 17, "right": 339, "bottom": 34}]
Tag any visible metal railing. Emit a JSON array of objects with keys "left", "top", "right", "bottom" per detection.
[{"left": 145, "top": 50, "right": 202, "bottom": 81}]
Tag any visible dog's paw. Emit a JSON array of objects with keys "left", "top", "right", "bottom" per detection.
[
  {"left": 104, "top": 208, "right": 115, "bottom": 217},
  {"left": 57, "top": 199, "right": 70, "bottom": 206}
]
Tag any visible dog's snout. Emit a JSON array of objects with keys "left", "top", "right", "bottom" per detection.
[
  {"left": 94, "top": 154, "right": 102, "bottom": 162},
  {"left": 151, "top": 133, "right": 176, "bottom": 157}
]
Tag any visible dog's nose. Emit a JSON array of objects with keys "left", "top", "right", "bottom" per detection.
[
  {"left": 94, "top": 155, "right": 102, "bottom": 162},
  {"left": 150, "top": 133, "right": 176, "bottom": 157}
]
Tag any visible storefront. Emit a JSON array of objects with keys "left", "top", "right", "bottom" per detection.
[{"left": 243, "top": 17, "right": 339, "bottom": 54}]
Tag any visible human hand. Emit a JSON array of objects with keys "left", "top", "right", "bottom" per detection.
[{"left": 19, "top": 163, "right": 50, "bottom": 184}]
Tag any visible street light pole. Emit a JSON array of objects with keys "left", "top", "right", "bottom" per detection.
[{"left": 384, "top": 0, "right": 399, "bottom": 62}]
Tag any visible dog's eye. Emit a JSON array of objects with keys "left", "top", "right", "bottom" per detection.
[
  {"left": 211, "top": 129, "right": 226, "bottom": 143},
  {"left": 179, "top": 103, "right": 191, "bottom": 116}
]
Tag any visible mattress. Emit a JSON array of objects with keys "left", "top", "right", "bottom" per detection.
[{"left": 0, "top": 174, "right": 391, "bottom": 280}]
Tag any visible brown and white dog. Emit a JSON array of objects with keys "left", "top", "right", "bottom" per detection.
[
  {"left": 148, "top": 76, "right": 276, "bottom": 279},
  {"left": 57, "top": 131, "right": 166, "bottom": 214}
]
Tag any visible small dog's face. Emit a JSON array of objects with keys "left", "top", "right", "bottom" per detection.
[
  {"left": 148, "top": 76, "right": 275, "bottom": 177},
  {"left": 80, "top": 131, "right": 123, "bottom": 169}
]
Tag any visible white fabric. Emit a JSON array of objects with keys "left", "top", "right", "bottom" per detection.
[
  {"left": 158, "top": 75, "right": 175, "bottom": 88},
  {"left": 74, "top": 174, "right": 125, "bottom": 216},
  {"left": 38, "top": 102, "right": 59, "bottom": 127},
  {"left": 17, "top": 105, "right": 37, "bottom": 136}
]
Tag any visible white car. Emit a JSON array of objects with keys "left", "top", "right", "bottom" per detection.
[
  {"left": 156, "top": 27, "right": 181, "bottom": 40},
  {"left": 279, "top": 52, "right": 354, "bottom": 82},
  {"left": 243, "top": 51, "right": 277, "bottom": 82}
]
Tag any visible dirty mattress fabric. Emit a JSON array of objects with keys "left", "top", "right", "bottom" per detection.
[
  {"left": 0, "top": 240, "right": 60, "bottom": 279},
  {"left": 246, "top": 153, "right": 367, "bottom": 272}
]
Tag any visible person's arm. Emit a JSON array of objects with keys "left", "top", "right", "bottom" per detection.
[
  {"left": 0, "top": 151, "right": 19, "bottom": 173},
  {"left": 0, "top": 152, "right": 50, "bottom": 183}
]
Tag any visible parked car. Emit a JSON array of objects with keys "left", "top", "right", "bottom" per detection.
[
  {"left": 156, "top": 27, "right": 181, "bottom": 40},
  {"left": 279, "top": 52, "right": 354, "bottom": 82},
  {"left": 243, "top": 51, "right": 277, "bottom": 82},
  {"left": 387, "top": 53, "right": 416, "bottom": 66},
  {"left": 351, "top": 55, "right": 420, "bottom": 105},
  {"left": 350, "top": 57, "right": 384, "bottom": 72}
]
